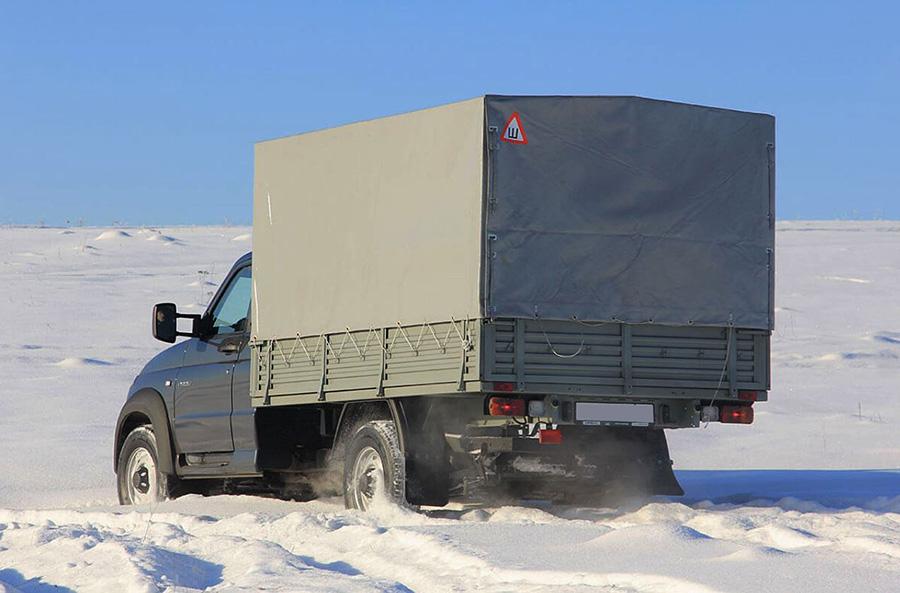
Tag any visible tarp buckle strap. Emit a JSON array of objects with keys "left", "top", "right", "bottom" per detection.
[
  {"left": 360, "top": 328, "right": 381, "bottom": 359},
  {"left": 454, "top": 319, "right": 472, "bottom": 392},
  {"left": 327, "top": 327, "right": 380, "bottom": 362},
  {"left": 344, "top": 327, "right": 367, "bottom": 360},
  {"left": 297, "top": 333, "right": 323, "bottom": 366},
  {"left": 426, "top": 322, "right": 446, "bottom": 354},
  {"left": 317, "top": 335, "right": 327, "bottom": 402},
  {"left": 385, "top": 319, "right": 468, "bottom": 357},
  {"left": 262, "top": 340, "right": 274, "bottom": 406},
  {"left": 325, "top": 332, "right": 343, "bottom": 363},
  {"left": 449, "top": 317, "right": 471, "bottom": 351},
  {"left": 487, "top": 125, "right": 498, "bottom": 212},
  {"left": 274, "top": 338, "right": 291, "bottom": 367},
  {"left": 413, "top": 322, "right": 438, "bottom": 354},
  {"left": 286, "top": 332, "right": 302, "bottom": 363},
  {"left": 274, "top": 332, "right": 321, "bottom": 368},
  {"left": 396, "top": 322, "right": 418, "bottom": 355},
  {"left": 377, "top": 327, "right": 387, "bottom": 397}
]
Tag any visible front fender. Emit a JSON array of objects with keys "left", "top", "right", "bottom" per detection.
[{"left": 114, "top": 388, "right": 177, "bottom": 475}]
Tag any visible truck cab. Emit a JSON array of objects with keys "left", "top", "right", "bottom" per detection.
[
  {"left": 115, "top": 253, "right": 259, "bottom": 503},
  {"left": 117, "top": 252, "right": 461, "bottom": 509}
]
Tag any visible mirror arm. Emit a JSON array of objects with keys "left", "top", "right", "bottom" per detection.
[{"left": 177, "top": 313, "right": 203, "bottom": 338}]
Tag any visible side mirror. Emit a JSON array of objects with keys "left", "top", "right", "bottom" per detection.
[{"left": 152, "top": 303, "right": 202, "bottom": 343}]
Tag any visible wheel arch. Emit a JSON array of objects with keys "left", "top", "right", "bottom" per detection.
[
  {"left": 332, "top": 399, "right": 406, "bottom": 461},
  {"left": 114, "top": 388, "right": 177, "bottom": 476}
]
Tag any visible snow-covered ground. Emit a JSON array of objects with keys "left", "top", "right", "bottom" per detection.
[{"left": 0, "top": 223, "right": 898, "bottom": 592}]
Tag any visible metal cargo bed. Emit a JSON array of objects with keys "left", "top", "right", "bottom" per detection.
[{"left": 250, "top": 317, "right": 768, "bottom": 407}]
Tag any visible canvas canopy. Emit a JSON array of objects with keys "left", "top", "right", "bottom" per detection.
[
  {"left": 484, "top": 96, "right": 775, "bottom": 330},
  {"left": 252, "top": 95, "right": 774, "bottom": 341},
  {"left": 252, "top": 98, "right": 486, "bottom": 340}
]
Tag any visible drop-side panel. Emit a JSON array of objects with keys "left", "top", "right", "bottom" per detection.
[
  {"left": 251, "top": 319, "right": 481, "bottom": 407},
  {"left": 483, "top": 318, "right": 769, "bottom": 399}
]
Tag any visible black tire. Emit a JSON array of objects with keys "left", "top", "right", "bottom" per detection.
[
  {"left": 116, "top": 425, "right": 177, "bottom": 505},
  {"left": 342, "top": 420, "right": 406, "bottom": 510}
]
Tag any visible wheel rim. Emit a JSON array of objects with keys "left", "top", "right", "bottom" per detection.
[
  {"left": 350, "top": 446, "right": 385, "bottom": 511},
  {"left": 124, "top": 446, "right": 158, "bottom": 505}
]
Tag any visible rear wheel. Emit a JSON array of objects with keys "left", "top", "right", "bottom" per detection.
[
  {"left": 342, "top": 420, "right": 405, "bottom": 510},
  {"left": 117, "top": 425, "right": 173, "bottom": 505}
]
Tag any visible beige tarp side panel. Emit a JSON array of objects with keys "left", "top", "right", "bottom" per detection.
[{"left": 252, "top": 98, "right": 485, "bottom": 340}]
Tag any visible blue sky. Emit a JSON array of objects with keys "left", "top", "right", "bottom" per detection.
[{"left": 1, "top": 1, "right": 898, "bottom": 225}]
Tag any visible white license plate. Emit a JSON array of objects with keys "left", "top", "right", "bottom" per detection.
[{"left": 576, "top": 402, "right": 654, "bottom": 425}]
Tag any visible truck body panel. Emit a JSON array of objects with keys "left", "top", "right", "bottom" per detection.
[
  {"left": 484, "top": 96, "right": 774, "bottom": 330},
  {"left": 250, "top": 95, "right": 774, "bottom": 415},
  {"left": 251, "top": 97, "right": 485, "bottom": 340},
  {"left": 251, "top": 317, "right": 768, "bottom": 418}
]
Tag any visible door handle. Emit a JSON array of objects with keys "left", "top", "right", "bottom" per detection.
[{"left": 218, "top": 340, "right": 242, "bottom": 354}]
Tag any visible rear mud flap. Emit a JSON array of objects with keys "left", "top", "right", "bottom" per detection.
[
  {"left": 490, "top": 426, "right": 685, "bottom": 500},
  {"left": 648, "top": 430, "right": 683, "bottom": 496},
  {"left": 652, "top": 466, "right": 684, "bottom": 496}
]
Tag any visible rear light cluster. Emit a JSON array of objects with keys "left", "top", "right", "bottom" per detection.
[
  {"left": 701, "top": 403, "right": 755, "bottom": 424},
  {"left": 487, "top": 397, "right": 563, "bottom": 444},
  {"left": 488, "top": 397, "right": 526, "bottom": 416},
  {"left": 720, "top": 405, "right": 754, "bottom": 424}
]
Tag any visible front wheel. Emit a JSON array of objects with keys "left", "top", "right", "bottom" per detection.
[
  {"left": 342, "top": 420, "right": 405, "bottom": 511},
  {"left": 117, "top": 425, "right": 172, "bottom": 505}
]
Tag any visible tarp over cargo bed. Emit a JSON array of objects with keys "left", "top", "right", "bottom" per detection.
[
  {"left": 252, "top": 95, "right": 774, "bottom": 341},
  {"left": 484, "top": 96, "right": 775, "bottom": 330}
]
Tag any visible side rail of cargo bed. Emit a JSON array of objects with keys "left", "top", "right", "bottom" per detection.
[
  {"left": 250, "top": 319, "right": 481, "bottom": 407},
  {"left": 483, "top": 318, "right": 770, "bottom": 400}
]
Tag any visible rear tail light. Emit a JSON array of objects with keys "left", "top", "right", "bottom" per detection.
[
  {"left": 720, "top": 405, "right": 754, "bottom": 424},
  {"left": 738, "top": 390, "right": 759, "bottom": 402},
  {"left": 488, "top": 397, "right": 526, "bottom": 416},
  {"left": 538, "top": 428, "right": 563, "bottom": 445},
  {"left": 492, "top": 382, "right": 516, "bottom": 392}
]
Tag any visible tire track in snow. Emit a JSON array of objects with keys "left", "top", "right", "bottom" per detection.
[{"left": 2, "top": 498, "right": 898, "bottom": 593}]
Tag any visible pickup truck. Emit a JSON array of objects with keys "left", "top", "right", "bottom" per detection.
[{"left": 115, "top": 95, "right": 774, "bottom": 510}]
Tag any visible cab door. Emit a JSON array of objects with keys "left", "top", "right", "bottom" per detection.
[{"left": 174, "top": 265, "right": 252, "bottom": 453}]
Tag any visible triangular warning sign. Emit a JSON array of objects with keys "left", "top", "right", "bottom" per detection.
[{"left": 500, "top": 112, "right": 528, "bottom": 145}]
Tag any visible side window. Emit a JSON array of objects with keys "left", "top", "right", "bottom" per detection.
[{"left": 209, "top": 266, "right": 252, "bottom": 335}]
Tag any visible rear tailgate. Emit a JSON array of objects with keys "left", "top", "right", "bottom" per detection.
[{"left": 483, "top": 318, "right": 769, "bottom": 399}]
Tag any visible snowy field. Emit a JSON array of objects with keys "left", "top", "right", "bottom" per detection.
[{"left": 0, "top": 222, "right": 898, "bottom": 592}]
